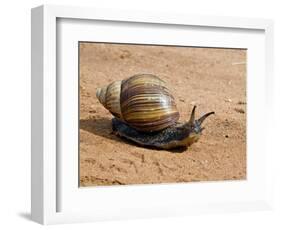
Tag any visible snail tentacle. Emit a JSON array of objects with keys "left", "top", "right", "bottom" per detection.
[
  {"left": 197, "top": 111, "right": 215, "bottom": 126},
  {"left": 188, "top": 105, "right": 196, "bottom": 124}
]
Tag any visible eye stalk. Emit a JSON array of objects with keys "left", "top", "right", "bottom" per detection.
[
  {"left": 188, "top": 105, "right": 197, "bottom": 124},
  {"left": 188, "top": 106, "right": 215, "bottom": 134},
  {"left": 197, "top": 111, "right": 215, "bottom": 126}
]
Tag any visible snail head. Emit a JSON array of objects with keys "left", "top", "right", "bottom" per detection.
[{"left": 181, "top": 106, "right": 215, "bottom": 144}]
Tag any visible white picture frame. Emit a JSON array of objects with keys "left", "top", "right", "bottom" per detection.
[{"left": 31, "top": 5, "right": 274, "bottom": 225}]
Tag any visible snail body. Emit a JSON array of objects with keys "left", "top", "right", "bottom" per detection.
[{"left": 96, "top": 74, "right": 214, "bottom": 149}]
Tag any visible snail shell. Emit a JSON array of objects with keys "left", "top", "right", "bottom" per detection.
[{"left": 96, "top": 74, "right": 180, "bottom": 132}]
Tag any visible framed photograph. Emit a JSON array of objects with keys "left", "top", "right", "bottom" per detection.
[{"left": 31, "top": 5, "right": 274, "bottom": 225}]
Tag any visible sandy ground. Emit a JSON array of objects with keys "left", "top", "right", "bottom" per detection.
[{"left": 79, "top": 42, "right": 246, "bottom": 186}]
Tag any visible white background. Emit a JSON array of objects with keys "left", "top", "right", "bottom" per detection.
[
  {"left": 0, "top": 0, "right": 280, "bottom": 229},
  {"left": 58, "top": 18, "right": 267, "bottom": 216}
]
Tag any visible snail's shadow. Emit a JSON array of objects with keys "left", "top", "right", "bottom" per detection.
[
  {"left": 79, "top": 117, "right": 186, "bottom": 153},
  {"left": 80, "top": 117, "right": 120, "bottom": 142}
]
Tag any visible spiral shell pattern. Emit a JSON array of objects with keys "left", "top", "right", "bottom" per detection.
[
  {"left": 96, "top": 80, "right": 123, "bottom": 119},
  {"left": 96, "top": 74, "right": 180, "bottom": 132}
]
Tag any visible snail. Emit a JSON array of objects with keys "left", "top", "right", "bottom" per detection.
[{"left": 96, "top": 74, "right": 214, "bottom": 149}]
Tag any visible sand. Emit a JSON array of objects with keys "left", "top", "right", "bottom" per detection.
[{"left": 79, "top": 42, "right": 246, "bottom": 186}]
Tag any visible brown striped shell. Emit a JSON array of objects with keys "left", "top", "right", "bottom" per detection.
[{"left": 96, "top": 74, "right": 180, "bottom": 132}]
